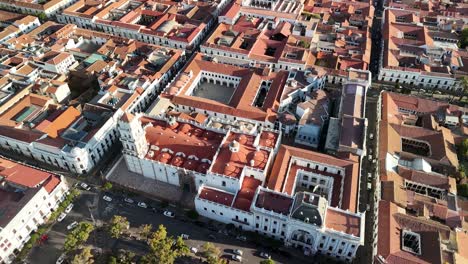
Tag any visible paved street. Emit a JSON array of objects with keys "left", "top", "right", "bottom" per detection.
[
  {"left": 355, "top": 86, "right": 381, "bottom": 264},
  {"left": 26, "top": 186, "right": 310, "bottom": 264}
]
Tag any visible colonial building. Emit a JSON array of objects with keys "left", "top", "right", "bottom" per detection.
[
  {"left": 0, "top": 158, "right": 69, "bottom": 264},
  {"left": 195, "top": 145, "right": 365, "bottom": 262}
]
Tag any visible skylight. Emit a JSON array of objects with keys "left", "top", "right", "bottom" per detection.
[{"left": 402, "top": 230, "right": 421, "bottom": 255}]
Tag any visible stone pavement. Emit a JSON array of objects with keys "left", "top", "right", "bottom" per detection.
[{"left": 105, "top": 156, "right": 195, "bottom": 208}]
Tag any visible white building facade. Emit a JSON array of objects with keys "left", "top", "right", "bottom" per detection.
[{"left": 0, "top": 174, "right": 69, "bottom": 264}]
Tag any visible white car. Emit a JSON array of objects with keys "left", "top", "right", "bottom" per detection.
[
  {"left": 233, "top": 249, "right": 243, "bottom": 256},
  {"left": 56, "top": 254, "right": 66, "bottom": 264},
  {"left": 231, "top": 255, "right": 242, "bottom": 262},
  {"left": 137, "top": 202, "right": 147, "bottom": 208},
  {"left": 80, "top": 183, "right": 91, "bottom": 191},
  {"left": 163, "top": 210, "right": 175, "bottom": 218},
  {"left": 180, "top": 234, "right": 189, "bottom": 240},
  {"left": 259, "top": 252, "right": 271, "bottom": 259},
  {"left": 124, "top": 198, "right": 134, "bottom": 204},
  {"left": 65, "top": 203, "right": 74, "bottom": 213},
  {"left": 67, "top": 221, "right": 78, "bottom": 230},
  {"left": 190, "top": 247, "right": 198, "bottom": 254},
  {"left": 57, "top": 212, "right": 67, "bottom": 222},
  {"left": 103, "top": 195, "right": 112, "bottom": 202},
  {"left": 369, "top": 133, "right": 374, "bottom": 140}
]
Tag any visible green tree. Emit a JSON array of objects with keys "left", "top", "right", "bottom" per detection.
[
  {"left": 460, "top": 28, "right": 468, "bottom": 48},
  {"left": 207, "top": 255, "right": 228, "bottom": 264},
  {"left": 144, "top": 225, "right": 188, "bottom": 264},
  {"left": 298, "top": 40, "right": 311, "bottom": 49},
  {"left": 108, "top": 215, "right": 129, "bottom": 239},
  {"left": 37, "top": 12, "right": 47, "bottom": 22},
  {"left": 174, "top": 236, "right": 189, "bottom": 256},
  {"left": 139, "top": 224, "right": 153, "bottom": 241},
  {"left": 107, "top": 256, "right": 118, "bottom": 264},
  {"left": 458, "top": 138, "right": 468, "bottom": 159},
  {"left": 64, "top": 222, "right": 94, "bottom": 252},
  {"left": 148, "top": 225, "right": 175, "bottom": 263},
  {"left": 201, "top": 242, "right": 221, "bottom": 259},
  {"left": 458, "top": 76, "right": 468, "bottom": 101},
  {"left": 260, "top": 259, "right": 275, "bottom": 264},
  {"left": 71, "top": 246, "right": 94, "bottom": 264},
  {"left": 116, "top": 249, "right": 135, "bottom": 264},
  {"left": 102, "top": 182, "right": 113, "bottom": 191}
]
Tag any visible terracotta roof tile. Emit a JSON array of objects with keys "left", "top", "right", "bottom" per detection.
[
  {"left": 325, "top": 208, "right": 361, "bottom": 236},
  {"left": 267, "top": 145, "right": 360, "bottom": 212}
]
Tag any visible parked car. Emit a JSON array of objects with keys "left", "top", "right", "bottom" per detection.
[
  {"left": 124, "top": 198, "right": 134, "bottom": 204},
  {"left": 233, "top": 249, "right": 243, "bottom": 256},
  {"left": 57, "top": 212, "right": 67, "bottom": 222},
  {"left": 180, "top": 234, "right": 189, "bottom": 240},
  {"left": 190, "top": 247, "right": 198, "bottom": 254},
  {"left": 67, "top": 221, "right": 78, "bottom": 230},
  {"left": 231, "top": 255, "right": 242, "bottom": 262},
  {"left": 56, "top": 254, "right": 66, "bottom": 264},
  {"left": 369, "top": 133, "right": 374, "bottom": 140},
  {"left": 103, "top": 195, "right": 112, "bottom": 202},
  {"left": 80, "top": 183, "right": 91, "bottom": 191},
  {"left": 138, "top": 202, "right": 148, "bottom": 208},
  {"left": 259, "top": 252, "right": 271, "bottom": 259},
  {"left": 236, "top": 235, "right": 247, "bottom": 242},
  {"left": 208, "top": 234, "right": 216, "bottom": 240},
  {"left": 163, "top": 210, "right": 174, "bottom": 218},
  {"left": 64, "top": 204, "right": 74, "bottom": 213}
]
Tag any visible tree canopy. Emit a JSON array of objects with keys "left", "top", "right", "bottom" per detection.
[
  {"left": 71, "top": 246, "right": 94, "bottom": 264},
  {"left": 139, "top": 224, "right": 153, "bottom": 242},
  {"left": 460, "top": 28, "right": 468, "bottom": 49},
  {"left": 64, "top": 222, "right": 94, "bottom": 252},
  {"left": 141, "top": 224, "right": 189, "bottom": 264},
  {"left": 108, "top": 215, "right": 129, "bottom": 239}
]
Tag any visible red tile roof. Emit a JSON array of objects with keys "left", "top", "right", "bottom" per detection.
[
  {"left": 325, "top": 208, "right": 361, "bottom": 236},
  {"left": 198, "top": 186, "right": 234, "bottom": 207},
  {"left": 211, "top": 132, "right": 271, "bottom": 178},
  {"left": 232, "top": 176, "right": 261, "bottom": 211},
  {"left": 268, "top": 145, "right": 360, "bottom": 212},
  {"left": 143, "top": 117, "right": 224, "bottom": 165},
  {"left": 165, "top": 53, "right": 288, "bottom": 122},
  {"left": 254, "top": 189, "right": 293, "bottom": 215},
  {"left": 377, "top": 200, "right": 448, "bottom": 264},
  {"left": 0, "top": 158, "right": 61, "bottom": 193},
  {"left": 43, "top": 175, "right": 61, "bottom": 193}
]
